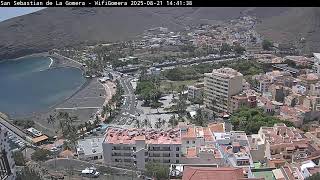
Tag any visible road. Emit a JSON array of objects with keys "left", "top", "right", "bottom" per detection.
[
  {"left": 0, "top": 114, "right": 30, "bottom": 145},
  {"left": 103, "top": 70, "right": 140, "bottom": 127}
]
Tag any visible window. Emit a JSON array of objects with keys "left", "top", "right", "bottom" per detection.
[
  {"left": 0, "top": 150, "right": 12, "bottom": 179},
  {"left": 186, "top": 141, "right": 189, "bottom": 144},
  {"left": 176, "top": 147, "right": 179, "bottom": 151},
  {"left": 192, "top": 141, "right": 195, "bottom": 144},
  {"left": 176, "top": 160, "right": 179, "bottom": 163},
  {"left": 176, "top": 154, "right": 179, "bottom": 157}
]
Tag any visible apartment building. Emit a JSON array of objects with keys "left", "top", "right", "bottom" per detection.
[
  {"left": 303, "top": 96, "right": 320, "bottom": 111},
  {"left": 214, "top": 131, "right": 254, "bottom": 168},
  {"left": 187, "top": 83, "right": 204, "bottom": 102},
  {"left": 258, "top": 124, "right": 309, "bottom": 167},
  {"left": 0, "top": 125, "right": 16, "bottom": 180},
  {"left": 204, "top": 68, "right": 243, "bottom": 113},
  {"left": 297, "top": 73, "right": 319, "bottom": 91},
  {"left": 179, "top": 123, "right": 226, "bottom": 166},
  {"left": 254, "top": 71, "right": 293, "bottom": 93},
  {"left": 309, "top": 82, "right": 320, "bottom": 96},
  {"left": 102, "top": 127, "right": 182, "bottom": 170},
  {"left": 313, "top": 53, "right": 320, "bottom": 74},
  {"left": 230, "top": 90, "right": 257, "bottom": 113},
  {"left": 77, "top": 137, "right": 104, "bottom": 160}
]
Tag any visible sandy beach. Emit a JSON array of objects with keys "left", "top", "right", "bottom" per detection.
[{"left": 5, "top": 52, "right": 109, "bottom": 136}]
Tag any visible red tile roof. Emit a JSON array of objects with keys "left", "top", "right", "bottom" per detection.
[{"left": 182, "top": 167, "right": 246, "bottom": 180}]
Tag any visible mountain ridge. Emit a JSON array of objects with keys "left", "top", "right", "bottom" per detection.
[{"left": 0, "top": 7, "right": 319, "bottom": 59}]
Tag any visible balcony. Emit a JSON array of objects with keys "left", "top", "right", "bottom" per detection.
[
  {"left": 163, "top": 153, "right": 171, "bottom": 157},
  {"left": 149, "top": 153, "right": 161, "bottom": 157},
  {"left": 148, "top": 147, "right": 171, "bottom": 151}
]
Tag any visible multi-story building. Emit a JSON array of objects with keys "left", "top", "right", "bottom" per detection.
[
  {"left": 303, "top": 96, "right": 320, "bottom": 111},
  {"left": 204, "top": 68, "right": 243, "bottom": 113},
  {"left": 179, "top": 123, "right": 226, "bottom": 166},
  {"left": 213, "top": 131, "right": 254, "bottom": 168},
  {"left": 257, "top": 124, "right": 309, "bottom": 167},
  {"left": 313, "top": 53, "right": 320, "bottom": 74},
  {"left": 297, "top": 73, "right": 319, "bottom": 91},
  {"left": 102, "top": 127, "right": 182, "bottom": 170},
  {"left": 0, "top": 125, "right": 16, "bottom": 180},
  {"left": 230, "top": 90, "right": 257, "bottom": 113},
  {"left": 187, "top": 83, "right": 204, "bottom": 102},
  {"left": 309, "top": 82, "right": 320, "bottom": 96},
  {"left": 77, "top": 137, "right": 104, "bottom": 160}
]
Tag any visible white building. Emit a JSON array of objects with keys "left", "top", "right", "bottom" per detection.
[
  {"left": 187, "top": 83, "right": 204, "bottom": 102},
  {"left": 313, "top": 53, "right": 320, "bottom": 74},
  {"left": 102, "top": 127, "right": 182, "bottom": 170},
  {"left": 0, "top": 125, "right": 16, "bottom": 180},
  {"left": 77, "top": 137, "right": 104, "bottom": 160},
  {"left": 204, "top": 68, "right": 243, "bottom": 112}
]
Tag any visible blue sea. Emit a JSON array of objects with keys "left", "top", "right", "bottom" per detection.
[{"left": 0, "top": 56, "right": 85, "bottom": 117}]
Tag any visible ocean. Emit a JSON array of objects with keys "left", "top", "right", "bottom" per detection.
[{"left": 0, "top": 56, "right": 86, "bottom": 117}]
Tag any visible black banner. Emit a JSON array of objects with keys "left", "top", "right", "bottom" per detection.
[{"left": 0, "top": 0, "right": 318, "bottom": 7}]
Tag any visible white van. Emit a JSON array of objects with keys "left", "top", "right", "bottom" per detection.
[{"left": 81, "top": 167, "right": 100, "bottom": 178}]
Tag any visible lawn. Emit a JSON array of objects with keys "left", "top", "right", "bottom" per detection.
[{"left": 160, "top": 79, "right": 201, "bottom": 93}]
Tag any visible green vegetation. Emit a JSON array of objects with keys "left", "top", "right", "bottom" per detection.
[
  {"left": 190, "top": 108, "right": 210, "bottom": 126},
  {"left": 13, "top": 120, "right": 34, "bottom": 129},
  {"left": 162, "top": 67, "right": 201, "bottom": 81},
  {"left": 160, "top": 80, "right": 199, "bottom": 93},
  {"left": 231, "top": 108, "right": 294, "bottom": 134},
  {"left": 306, "top": 173, "right": 320, "bottom": 180},
  {"left": 16, "top": 166, "right": 42, "bottom": 180},
  {"left": 220, "top": 43, "right": 232, "bottom": 54},
  {"left": 162, "top": 59, "right": 263, "bottom": 82},
  {"left": 31, "top": 149, "right": 51, "bottom": 161},
  {"left": 13, "top": 151, "right": 25, "bottom": 166},
  {"left": 136, "top": 77, "right": 161, "bottom": 106},
  {"left": 145, "top": 163, "right": 169, "bottom": 180},
  {"left": 57, "top": 112, "right": 78, "bottom": 147},
  {"left": 262, "top": 39, "right": 273, "bottom": 50},
  {"left": 169, "top": 92, "right": 188, "bottom": 118}
]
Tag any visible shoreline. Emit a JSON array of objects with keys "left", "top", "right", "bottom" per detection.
[{"left": 3, "top": 52, "right": 93, "bottom": 119}]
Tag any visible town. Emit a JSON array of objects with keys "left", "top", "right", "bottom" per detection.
[{"left": 2, "top": 14, "right": 320, "bottom": 180}]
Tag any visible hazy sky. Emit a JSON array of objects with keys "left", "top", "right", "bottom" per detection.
[{"left": 0, "top": 7, "right": 46, "bottom": 22}]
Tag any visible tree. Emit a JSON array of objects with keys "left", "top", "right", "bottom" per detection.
[
  {"left": 192, "top": 108, "right": 209, "bottom": 126},
  {"left": 16, "top": 166, "right": 42, "bottom": 180},
  {"left": 31, "top": 149, "right": 51, "bottom": 161},
  {"left": 233, "top": 44, "right": 246, "bottom": 55},
  {"left": 230, "top": 107, "right": 294, "bottom": 134},
  {"left": 168, "top": 115, "right": 178, "bottom": 128},
  {"left": 13, "top": 120, "right": 35, "bottom": 129},
  {"left": 134, "top": 119, "right": 141, "bottom": 128},
  {"left": 47, "top": 114, "right": 56, "bottom": 129},
  {"left": 57, "top": 112, "right": 78, "bottom": 147},
  {"left": 220, "top": 43, "right": 232, "bottom": 55},
  {"left": 262, "top": 39, "right": 273, "bottom": 50},
  {"left": 145, "top": 163, "right": 169, "bottom": 180},
  {"left": 13, "top": 151, "right": 25, "bottom": 166},
  {"left": 306, "top": 173, "right": 320, "bottom": 180}
]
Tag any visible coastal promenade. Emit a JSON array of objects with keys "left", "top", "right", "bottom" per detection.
[{"left": 0, "top": 113, "right": 30, "bottom": 144}]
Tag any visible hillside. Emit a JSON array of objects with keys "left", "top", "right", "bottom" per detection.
[
  {"left": 254, "top": 7, "right": 320, "bottom": 54},
  {"left": 0, "top": 7, "right": 319, "bottom": 59}
]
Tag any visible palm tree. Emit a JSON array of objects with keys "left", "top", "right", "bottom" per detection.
[
  {"left": 168, "top": 115, "right": 177, "bottom": 129},
  {"left": 134, "top": 119, "right": 141, "bottom": 128},
  {"left": 143, "top": 119, "right": 148, "bottom": 128},
  {"left": 47, "top": 115, "right": 56, "bottom": 129},
  {"left": 78, "top": 124, "right": 85, "bottom": 139}
]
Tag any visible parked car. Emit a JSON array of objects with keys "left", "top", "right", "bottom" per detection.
[{"left": 81, "top": 167, "right": 100, "bottom": 178}]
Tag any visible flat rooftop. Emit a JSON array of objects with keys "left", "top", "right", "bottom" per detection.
[
  {"left": 77, "top": 137, "right": 104, "bottom": 156},
  {"left": 104, "top": 127, "right": 181, "bottom": 145}
]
